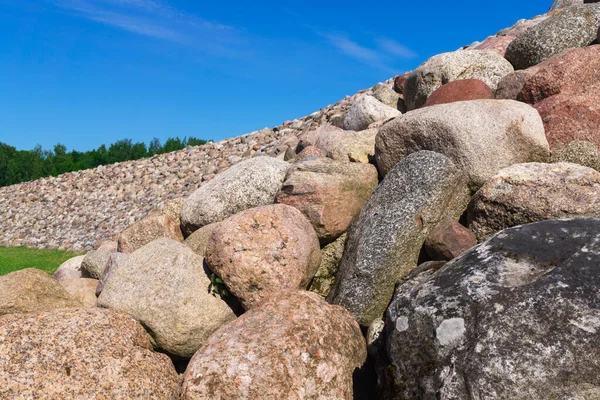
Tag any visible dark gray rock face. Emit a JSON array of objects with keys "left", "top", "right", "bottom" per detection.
[
  {"left": 328, "top": 151, "right": 470, "bottom": 327},
  {"left": 382, "top": 218, "right": 600, "bottom": 399},
  {"left": 505, "top": 4, "right": 600, "bottom": 70}
]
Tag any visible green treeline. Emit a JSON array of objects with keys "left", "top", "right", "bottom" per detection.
[{"left": 0, "top": 136, "right": 208, "bottom": 187}]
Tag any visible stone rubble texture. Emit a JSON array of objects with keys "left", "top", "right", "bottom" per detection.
[
  {"left": 0, "top": 307, "right": 180, "bottom": 399},
  {"left": 180, "top": 290, "right": 367, "bottom": 400}
]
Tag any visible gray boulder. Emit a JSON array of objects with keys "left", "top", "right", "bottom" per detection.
[
  {"left": 180, "top": 156, "right": 290, "bottom": 236},
  {"left": 81, "top": 249, "right": 112, "bottom": 279},
  {"left": 372, "top": 83, "right": 402, "bottom": 109},
  {"left": 404, "top": 50, "right": 514, "bottom": 110},
  {"left": 97, "top": 238, "right": 236, "bottom": 358},
  {"left": 549, "top": 0, "right": 600, "bottom": 11},
  {"left": 53, "top": 255, "right": 88, "bottom": 281},
  {"left": 184, "top": 222, "right": 220, "bottom": 257},
  {"left": 382, "top": 218, "right": 600, "bottom": 399},
  {"left": 328, "top": 151, "right": 470, "bottom": 327},
  {"left": 375, "top": 99, "right": 550, "bottom": 190},
  {"left": 505, "top": 4, "right": 600, "bottom": 70},
  {"left": 343, "top": 95, "right": 400, "bottom": 131}
]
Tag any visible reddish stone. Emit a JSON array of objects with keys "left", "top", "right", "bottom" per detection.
[
  {"left": 423, "top": 79, "right": 493, "bottom": 107},
  {"left": 296, "top": 145, "right": 326, "bottom": 160},
  {"left": 393, "top": 72, "right": 411, "bottom": 94},
  {"left": 473, "top": 35, "right": 516, "bottom": 56},
  {"left": 424, "top": 221, "right": 477, "bottom": 261},
  {"left": 517, "top": 45, "right": 600, "bottom": 150}
]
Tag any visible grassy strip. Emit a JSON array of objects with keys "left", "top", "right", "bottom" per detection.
[{"left": 0, "top": 247, "right": 79, "bottom": 276}]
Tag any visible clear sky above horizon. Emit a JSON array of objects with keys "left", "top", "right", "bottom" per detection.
[{"left": 0, "top": 0, "right": 552, "bottom": 152}]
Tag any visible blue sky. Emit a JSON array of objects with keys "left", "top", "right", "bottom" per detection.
[{"left": 0, "top": 0, "right": 551, "bottom": 151}]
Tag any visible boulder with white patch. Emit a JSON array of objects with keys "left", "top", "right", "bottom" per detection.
[{"left": 380, "top": 218, "right": 600, "bottom": 399}]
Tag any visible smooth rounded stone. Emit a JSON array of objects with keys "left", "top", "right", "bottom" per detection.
[
  {"left": 372, "top": 83, "right": 402, "bottom": 109},
  {"left": 516, "top": 46, "right": 600, "bottom": 150},
  {"left": 328, "top": 151, "right": 470, "bottom": 327},
  {"left": 468, "top": 162, "right": 600, "bottom": 241},
  {"left": 59, "top": 278, "right": 99, "bottom": 307},
  {"left": 81, "top": 249, "right": 112, "bottom": 279},
  {"left": 97, "top": 238, "right": 236, "bottom": 358},
  {"left": 308, "top": 233, "right": 347, "bottom": 298},
  {"left": 472, "top": 35, "right": 516, "bottom": 56},
  {"left": 343, "top": 95, "right": 401, "bottom": 131},
  {"left": 551, "top": 140, "right": 600, "bottom": 171},
  {"left": 0, "top": 269, "right": 81, "bottom": 316},
  {"left": 375, "top": 99, "right": 550, "bottom": 190},
  {"left": 117, "top": 212, "right": 184, "bottom": 254},
  {"left": 393, "top": 72, "right": 411, "bottom": 94},
  {"left": 296, "top": 124, "right": 343, "bottom": 153},
  {"left": 205, "top": 204, "right": 321, "bottom": 309},
  {"left": 184, "top": 222, "right": 219, "bottom": 257},
  {"left": 424, "top": 221, "right": 477, "bottom": 261},
  {"left": 296, "top": 145, "right": 326, "bottom": 160},
  {"left": 275, "top": 157, "right": 378, "bottom": 244},
  {"left": 53, "top": 255, "right": 88, "bottom": 281},
  {"left": 180, "top": 156, "right": 290, "bottom": 236},
  {"left": 0, "top": 308, "right": 179, "bottom": 399},
  {"left": 423, "top": 79, "right": 493, "bottom": 107},
  {"left": 315, "top": 127, "right": 378, "bottom": 164},
  {"left": 505, "top": 4, "right": 600, "bottom": 70},
  {"left": 95, "top": 252, "right": 129, "bottom": 297},
  {"left": 495, "top": 70, "right": 538, "bottom": 99},
  {"left": 404, "top": 50, "right": 514, "bottom": 110},
  {"left": 382, "top": 219, "right": 600, "bottom": 399},
  {"left": 180, "top": 290, "right": 366, "bottom": 400}
]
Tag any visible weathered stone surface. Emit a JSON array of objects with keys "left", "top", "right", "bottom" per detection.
[
  {"left": 0, "top": 307, "right": 179, "bottom": 399},
  {"left": 372, "top": 83, "right": 402, "bottom": 109},
  {"left": 59, "top": 278, "right": 99, "bottom": 307},
  {"left": 424, "top": 221, "right": 477, "bottom": 261},
  {"left": 423, "top": 79, "right": 493, "bottom": 107},
  {"left": 308, "top": 233, "right": 347, "bottom": 298},
  {"left": 163, "top": 197, "right": 184, "bottom": 226},
  {"left": 404, "top": 50, "right": 514, "bottom": 110},
  {"left": 180, "top": 156, "right": 290, "bottom": 236},
  {"left": 468, "top": 162, "right": 600, "bottom": 240},
  {"left": 117, "top": 212, "right": 183, "bottom": 253},
  {"left": 549, "top": 0, "right": 600, "bottom": 11},
  {"left": 184, "top": 222, "right": 219, "bottom": 257},
  {"left": 393, "top": 72, "right": 411, "bottom": 94},
  {"left": 375, "top": 99, "right": 550, "bottom": 190},
  {"left": 0, "top": 269, "right": 81, "bottom": 316},
  {"left": 505, "top": 5, "right": 600, "bottom": 70},
  {"left": 316, "top": 127, "right": 378, "bottom": 163},
  {"left": 95, "top": 252, "right": 129, "bottom": 297},
  {"left": 180, "top": 290, "right": 366, "bottom": 400},
  {"left": 328, "top": 151, "right": 470, "bottom": 327},
  {"left": 97, "top": 238, "right": 236, "bottom": 358},
  {"left": 472, "top": 35, "right": 516, "bottom": 56},
  {"left": 382, "top": 219, "right": 600, "bottom": 399},
  {"left": 53, "top": 255, "right": 88, "bottom": 281},
  {"left": 497, "top": 15, "right": 550, "bottom": 38},
  {"left": 205, "top": 204, "right": 321, "bottom": 309},
  {"left": 495, "top": 70, "right": 538, "bottom": 100},
  {"left": 552, "top": 141, "right": 600, "bottom": 171},
  {"left": 81, "top": 249, "right": 112, "bottom": 279},
  {"left": 343, "top": 95, "right": 401, "bottom": 131},
  {"left": 275, "top": 157, "right": 378, "bottom": 243},
  {"left": 516, "top": 46, "right": 600, "bottom": 151},
  {"left": 296, "top": 145, "right": 326, "bottom": 160}
]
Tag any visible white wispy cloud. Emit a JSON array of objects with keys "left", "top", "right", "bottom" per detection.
[
  {"left": 376, "top": 37, "right": 417, "bottom": 59},
  {"left": 50, "top": 0, "right": 237, "bottom": 45}
]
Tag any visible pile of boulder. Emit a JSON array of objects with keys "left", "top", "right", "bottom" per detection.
[{"left": 2, "top": 1, "right": 600, "bottom": 398}]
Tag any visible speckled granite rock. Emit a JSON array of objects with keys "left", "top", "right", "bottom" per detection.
[
  {"left": 0, "top": 269, "right": 81, "bottom": 316},
  {"left": 59, "top": 278, "right": 99, "bottom": 307},
  {"left": 184, "top": 222, "right": 220, "bottom": 257},
  {"left": 205, "top": 204, "right": 321, "bottom": 309},
  {"left": 308, "top": 233, "right": 347, "bottom": 298},
  {"left": 180, "top": 290, "right": 366, "bottom": 400},
  {"left": 381, "top": 219, "right": 600, "bottom": 399},
  {"left": 117, "top": 212, "right": 183, "bottom": 253},
  {"left": 97, "top": 238, "right": 236, "bottom": 358},
  {"left": 552, "top": 141, "right": 600, "bottom": 171},
  {"left": 0, "top": 307, "right": 179, "bottom": 399},
  {"left": 343, "top": 95, "right": 401, "bottom": 131},
  {"left": 81, "top": 249, "right": 113, "bottom": 279}
]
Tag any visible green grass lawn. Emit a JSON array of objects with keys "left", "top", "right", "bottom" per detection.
[{"left": 0, "top": 247, "right": 80, "bottom": 276}]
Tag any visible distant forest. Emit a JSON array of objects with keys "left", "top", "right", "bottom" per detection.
[{"left": 0, "top": 136, "right": 208, "bottom": 187}]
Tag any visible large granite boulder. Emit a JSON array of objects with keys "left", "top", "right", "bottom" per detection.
[
  {"left": 315, "top": 127, "right": 378, "bottom": 163},
  {"left": 205, "top": 204, "right": 321, "bottom": 309},
  {"left": 343, "top": 95, "right": 401, "bottom": 131},
  {"left": 53, "top": 255, "right": 88, "bottom": 281},
  {"left": 97, "top": 238, "right": 236, "bottom": 358},
  {"left": 468, "top": 162, "right": 600, "bottom": 240},
  {"left": 0, "top": 269, "right": 81, "bottom": 316},
  {"left": 551, "top": 141, "right": 600, "bottom": 171},
  {"left": 59, "top": 278, "right": 99, "bottom": 307},
  {"left": 516, "top": 45, "right": 600, "bottom": 151},
  {"left": 382, "top": 219, "right": 600, "bottom": 399},
  {"left": 275, "top": 157, "right": 378, "bottom": 243},
  {"left": 0, "top": 308, "right": 179, "bottom": 399},
  {"left": 180, "top": 156, "right": 290, "bottom": 236},
  {"left": 184, "top": 222, "right": 220, "bottom": 257},
  {"left": 423, "top": 79, "right": 493, "bottom": 107},
  {"left": 180, "top": 290, "right": 366, "bottom": 400},
  {"left": 375, "top": 99, "right": 550, "bottom": 190},
  {"left": 404, "top": 50, "right": 514, "bottom": 110},
  {"left": 505, "top": 4, "right": 600, "bottom": 69},
  {"left": 328, "top": 151, "right": 470, "bottom": 327},
  {"left": 117, "top": 212, "right": 183, "bottom": 253}
]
